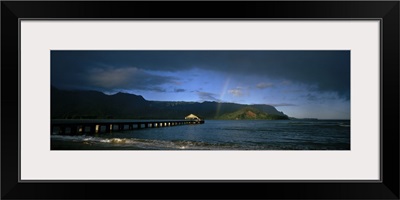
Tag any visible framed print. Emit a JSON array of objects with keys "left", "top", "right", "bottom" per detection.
[{"left": 2, "top": 1, "right": 399, "bottom": 200}]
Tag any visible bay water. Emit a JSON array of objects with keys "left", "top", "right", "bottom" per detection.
[{"left": 51, "top": 120, "right": 350, "bottom": 150}]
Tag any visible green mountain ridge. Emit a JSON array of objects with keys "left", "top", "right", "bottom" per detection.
[
  {"left": 51, "top": 87, "right": 289, "bottom": 120},
  {"left": 217, "top": 106, "right": 289, "bottom": 120}
]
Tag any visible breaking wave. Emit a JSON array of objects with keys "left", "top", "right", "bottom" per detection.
[{"left": 51, "top": 135, "right": 243, "bottom": 150}]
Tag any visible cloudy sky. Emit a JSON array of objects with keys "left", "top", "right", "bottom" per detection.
[{"left": 51, "top": 50, "right": 350, "bottom": 119}]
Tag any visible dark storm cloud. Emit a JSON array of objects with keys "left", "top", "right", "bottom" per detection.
[
  {"left": 51, "top": 50, "right": 350, "bottom": 99},
  {"left": 174, "top": 88, "right": 186, "bottom": 93},
  {"left": 306, "top": 94, "right": 319, "bottom": 101},
  {"left": 197, "top": 92, "right": 220, "bottom": 102},
  {"left": 303, "top": 93, "right": 341, "bottom": 103},
  {"left": 256, "top": 82, "right": 274, "bottom": 89},
  {"left": 51, "top": 54, "right": 175, "bottom": 93},
  {"left": 269, "top": 103, "right": 297, "bottom": 107},
  {"left": 150, "top": 87, "right": 167, "bottom": 93}
]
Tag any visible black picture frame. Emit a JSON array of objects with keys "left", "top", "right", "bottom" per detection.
[{"left": 1, "top": 1, "right": 399, "bottom": 199}]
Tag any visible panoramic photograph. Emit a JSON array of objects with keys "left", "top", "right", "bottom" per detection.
[{"left": 51, "top": 50, "right": 350, "bottom": 150}]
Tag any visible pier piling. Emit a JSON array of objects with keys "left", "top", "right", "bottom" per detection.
[{"left": 51, "top": 119, "right": 204, "bottom": 135}]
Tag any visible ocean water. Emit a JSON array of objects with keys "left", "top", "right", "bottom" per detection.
[{"left": 51, "top": 120, "right": 350, "bottom": 150}]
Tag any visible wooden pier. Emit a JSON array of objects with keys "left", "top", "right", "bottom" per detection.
[{"left": 51, "top": 119, "right": 204, "bottom": 135}]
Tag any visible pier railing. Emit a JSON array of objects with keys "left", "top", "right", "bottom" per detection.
[{"left": 51, "top": 119, "right": 205, "bottom": 135}]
